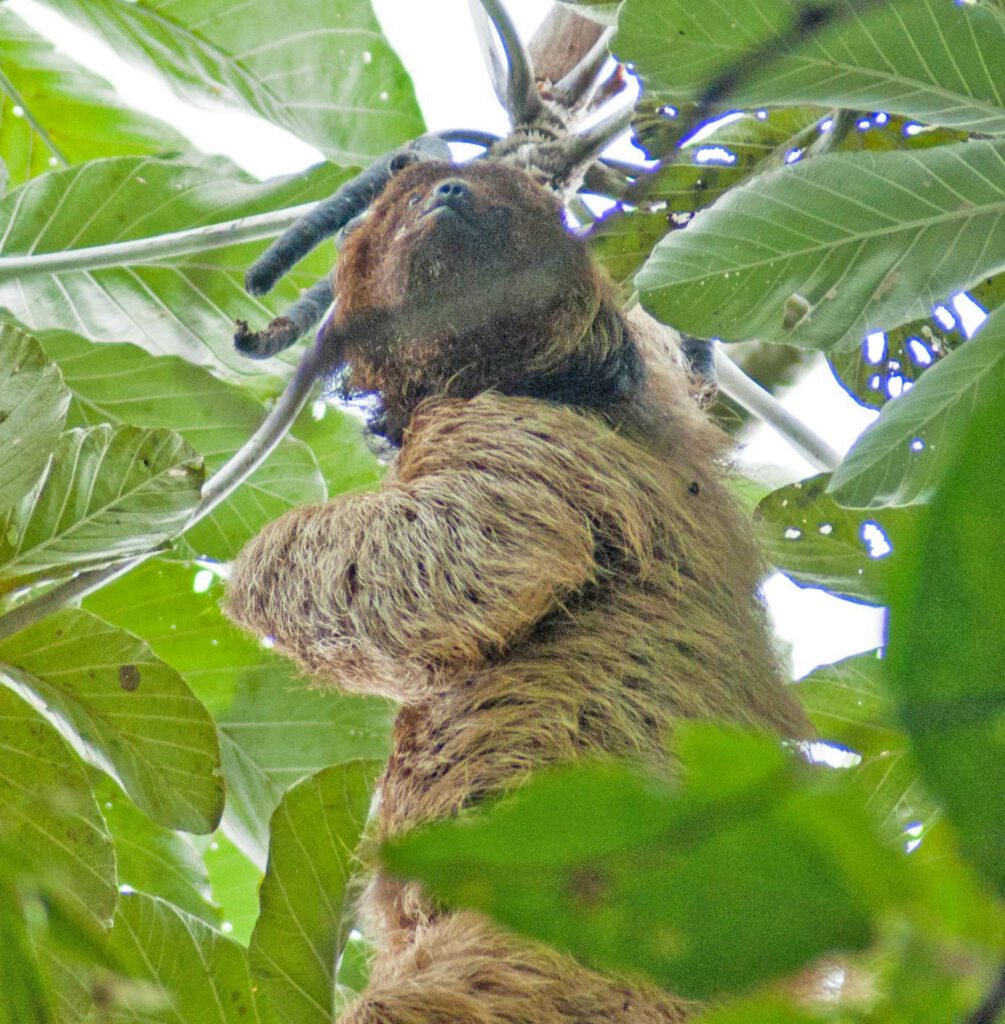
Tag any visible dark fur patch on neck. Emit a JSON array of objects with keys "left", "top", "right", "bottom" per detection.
[{"left": 355, "top": 334, "right": 646, "bottom": 448}]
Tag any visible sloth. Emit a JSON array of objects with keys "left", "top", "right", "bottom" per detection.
[{"left": 225, "top": 159, "right": 811, "bottom": 1023}]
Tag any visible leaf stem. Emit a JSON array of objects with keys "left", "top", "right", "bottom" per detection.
[
  {"left": 0, "top": 339, "right": 320, "bottom": 642},
  {"left": 715, "top": 346, "right": 842, "bottom": 472},
  {"left": 0, "top": 203, "right": 315, "bottom": 277}
]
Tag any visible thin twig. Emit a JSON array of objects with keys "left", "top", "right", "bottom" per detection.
[
  {"left": 0, "top": 204, "right": 315, "bottom": 277},
  {"left": 475, "top": 0, "right": 544, "bottom": 125},
  {"left": 807, "top": 108, "right": 860, "bottom": 157},
  {"left": 714, "top": 347, "right": 842, "bottom": 472},
  {"left": 0, "top": 339, "right": 321, "bottom": 642},
  {"left": 553, "top": 28, "right": 615, "bottom": 110}
]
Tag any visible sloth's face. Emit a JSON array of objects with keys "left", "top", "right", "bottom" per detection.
[{"left": 335, "top": 160, "right": 590, "bottom": 325}]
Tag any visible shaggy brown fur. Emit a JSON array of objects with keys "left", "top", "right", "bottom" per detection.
[{"left": 225, "top": 160, "right": 811, "bottom": 1023}]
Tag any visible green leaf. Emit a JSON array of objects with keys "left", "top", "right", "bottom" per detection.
[
  {"left": 0, "top": 321, "right": 69, "bottom": 514},
  {"left": 94, "top": 775, "right": 220, "bottom": 927},
  {"left": 0, "top": 608, "right": 223, "bottom": 834},
  {"left": 29, "top": 323, "right": 331, "bottom": 562},
  {"left": 589, "top": 209, "right": 672, "bottom": 293},
  {"left": 887, "top": 367, "right": 1005, "bottom": 894},
  {"left": 37, "top": 0, "right": 424, "bottom": 165},
  {"left": 249, "top": 761, "right": 380, "bottom": 1024},
  {"left": 828, "top": 309, "right": 1005, "bottom": 507},
  {"left": 0, "top": 157, "right": 352, "bottom": 380},
  {"left": 0, "top": 7, "right": 186, "bottom": 188},
  {"left": 0, "top": 685, "right": 116, "bottom": 929},
  {"left": 0, "top": 424, "right": 204, "bottom": 588},
  {"left": 200, "top": 831, "right": 262, "bottom": 946},
  {"left": 754, "top": 473, "right": 918, "bottom": 603},
  {"left": 384, "top": 725, "right": 906, "bottom": 1000},
  {"left": 618, "top": 0, "right": 1005, "bottom": 134},
  {"left": 0, "top": 884, "right": 51, "bottom": 1024},
  {"left": 86, "top": 561, "right": 393, "bottom": 864},
  {"left": 794, "top": 653, "right": 936, "bottom": 836},
  {"left": 106, "top": 892, "right": 275, "bottom": 1024},
  {"left": 638, "top": 139, "right": 1005, "bottom": 352},
  {"left": 693, "top": 996, "right": 818, "bottom": 1024},
  {"left": 794, "top": 651, "right": 897, "bottom": 757}
]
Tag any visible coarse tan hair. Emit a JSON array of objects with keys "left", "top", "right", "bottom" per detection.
[{"left": 225, "top": 158, "right": 811, "bottom": 1023}]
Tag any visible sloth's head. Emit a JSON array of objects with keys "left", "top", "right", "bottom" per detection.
[{"left": 330, "top": 160, "right": 642, "bottom": 445}]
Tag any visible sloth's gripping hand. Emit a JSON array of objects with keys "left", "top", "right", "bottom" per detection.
[{"left": 225, "top": 394, "right": 668, "bottom": 701}]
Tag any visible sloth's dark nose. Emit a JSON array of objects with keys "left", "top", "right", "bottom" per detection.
[{"left": 426, "top": 179, "right": 473, "bottom": 214}]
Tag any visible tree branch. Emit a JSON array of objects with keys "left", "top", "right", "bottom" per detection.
[
  {"left": 0, "top": 204, "right": 315, "bottom": 277},
  {"left": 714, "top": 346, "right": 842, "bottom": 472},
  {"left": 473, "top": 0, "right": 544, "bottom": 125}
]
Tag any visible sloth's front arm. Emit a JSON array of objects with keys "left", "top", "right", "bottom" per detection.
[{"left": 225, "top": 394, "right": 666, "bottom": 701}]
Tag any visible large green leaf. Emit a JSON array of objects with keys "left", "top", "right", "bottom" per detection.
[
  {"left": 638, "top": 138, "right": 1005, "bottom": 352},
  {"left": 618, "top": 0, "right": 1005, "bottom": 134},
  {"left": 828, "top": 309, "right": 1005, "bottom": 507},
  {"left": 106, "top": 892, "right": 275, "bottom": 1024},
  {"left": 94, "top": 775, "right": 220, "bottom": 927},
  {"left": 0, "top": 424, "right": 204, "bottom": 589},
  {"left": 0, "top": 321, "right": 69, "bottom": 514},
  {"left": 86, "top": 561, "right": 394, "bottom": 865},
  {"left": 887, "top": 369, "right": 1005, "bottom": 894},
  {"left": 0, "top": 608, "right": 223, "bottom": 834},
  {"left": 754, "top": 473, "right": 918, "bottom": 603},
  {"left": 0, "top": 7, "right": 186, "bottom": 188},
  {"left": 0, "top": 686, "right": 116, "bottom": 928},
  {"left": 249, "top": 761, "right": 380, "bottom": 1024},
  {"left": 36, "top": 0, "right": 424, "bottom": 165},
  {"left": 0, "top": 157, "right": 351, "bottom": 380},
  {"left": 0, "top": 895, "right": 51, "bottom": 1024},
  {"left": 29, "top": 324, "right": 333, "bottom": 562},
  {"left": 384, "top": 725, "right": 907, "bottom": 1000}
]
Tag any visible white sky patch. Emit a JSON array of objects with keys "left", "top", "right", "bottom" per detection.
[
  {"left": 864, "top": 331, "right": 886, "bottom": 363},
  {"left": 861, "top": 521, "right": 893, "bottom": 559},
  {"left": 762, "top": 573, "right": 886, "bottom": 680},
  {"left": 951, "top": 292, "right": 988, "bottom": 336},
  {"left": 933, "top": 304, "right": 956, "bottom": 330},
  {"left": 694, "top": 146, "right": 737, "bottom": 165}
]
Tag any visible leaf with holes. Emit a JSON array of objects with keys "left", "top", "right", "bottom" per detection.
[
  {"left": 618, "top": 0, "right": 1005, "bottom": 134},
  {"left": 829, "top": 308, "right": 1005, "bottom": 507},
  {"left": 38, "top": 0, "right": 424, "bottom": 165},
  {"left": 0, "top": 157, "right": 352, "bottom": 380},
  {"left": 0, "top": 7, "right": 187, "bottom": 188},
  {"left": 250, "top": 761, "right": 381, "bottom": 1024},
  {"left": 754, "top": 473, "right": 919, "bottom": 604},
  {"left": 0, "top": 322, "right": 69, "bottom": 515},
  {"left": 639, "top": 138, "right": 1005, "bottom": 352},
  {"left": 0, "top": 424, "right": 204, "bottom": 589},
  {"left": 0, "top": 608, "right": 223, "bottom": 834},
  {"left": 793, "top": 653, "right": 936, "bottom": 837}
]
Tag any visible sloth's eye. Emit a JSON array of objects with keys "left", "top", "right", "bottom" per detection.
[{"left": 408, "top": 193, "right": 422, "bottom": 207}]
